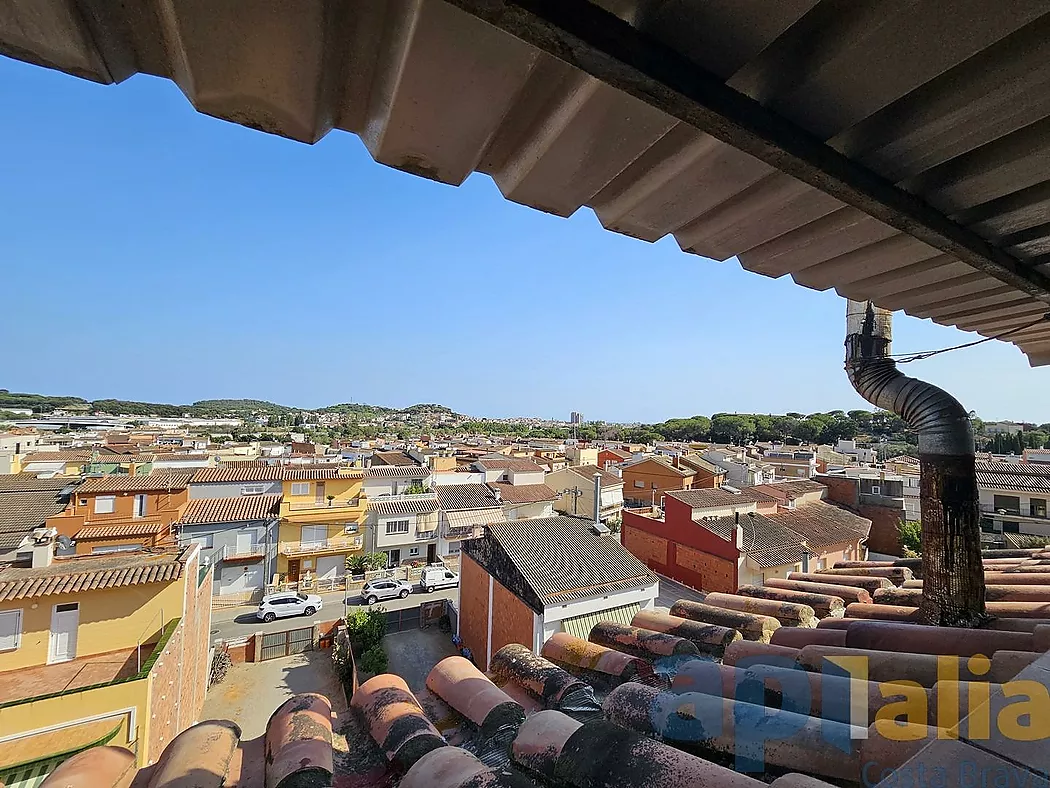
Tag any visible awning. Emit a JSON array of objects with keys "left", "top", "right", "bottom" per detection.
[{"left": 560, "top": 602, "right": 641, "bottom": 641}]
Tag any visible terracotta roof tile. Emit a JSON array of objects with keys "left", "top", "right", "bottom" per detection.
[
  {"left": 566, "top": 465, "right": 622, "bottom": 487},
  {"left": 191, "top": 466, "right": 283, "bottom": 484},
  {"left": 75, "top": 521, "right": 168, "bottom": 540},
  {"left": 665, "top": 487, "right": 776, "bottom": 508},
  {"left": 77, "top": 472, "right": 193, "bottom": 494},
  {"left": 0, "top": 548, "right": 186, "bottom": 601},
  {"left": 179, "top": 494, "right": 281, "bottom": 524}
]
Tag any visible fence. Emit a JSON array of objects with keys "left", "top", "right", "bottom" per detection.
[
  {"left": 259, "top": 625, "right": 315, "bottom": 661},
  {"left": 265, "top": 561, "right": 443, "bottom": 596}
]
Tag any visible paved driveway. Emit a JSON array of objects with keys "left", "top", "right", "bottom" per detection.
[
  {"left": 203, "top": 649, "right": 348, "bottom": 739},
  {"left": 382, "top": 628, "right": 459, "bottom": 691}
]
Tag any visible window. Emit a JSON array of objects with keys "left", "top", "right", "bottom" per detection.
[
  {"left": 0, "top": 610, "right": 22, "bottom": 651},
  {"left": 870, "top": 485, "right": 881, "bottom": 496},
  {"left": 1003, "top": 521, "right": 1020, "bottom": 534},
  {"left": 241, "top": 484, "right": 266, "bottom": 495},
  {"left": 301, "top": 525, "right": 327, "bottom": 545},
  {"left": 652, "top": 482, "right": 659, "bottom": 489},
  {"left": 94, "top": 496, "right": 116, "bottom": 514},
  {"left": 408, "top": 547, "right": 420, "bottom": 557},
  {"left": 385, "top": 520, "right": 410, "bottom": 535},
  {"left": 291, "top": 482, "right": 311, "bottom": 496},
  {"left": 634, "top": 480, "right": 645, "bottom": 488},
  {"left": 448, "top": 541, "right": 461, "bottom": 554},
  {"left": 190, "top": 534, "right": 214, "bottom": 550}
]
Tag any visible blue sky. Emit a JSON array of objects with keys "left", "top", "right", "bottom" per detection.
[{"left": 4, "top": 56, "right": 1049, "bottom": 424}]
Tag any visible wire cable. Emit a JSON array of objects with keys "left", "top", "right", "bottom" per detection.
[{"left": 887, "top": 312, "right": 1050, "bottom": 364}]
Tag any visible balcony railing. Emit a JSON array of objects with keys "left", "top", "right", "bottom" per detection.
[
  {"left": 443, "top": 524, "right": 485, "bottom": 540},
  {"left": 221, "top": 543, "right": 266, "bottom": 561},
  {"left": 416, "top": 529, "right": 438, "bottom": 542},
  {"left": 981, "top": 503, "right": 1048, "bottom": 519},
  {"left": 280, "top": 535, "right": 364, "bottom": 555},
  {"left": 369, "top": 492, "right": 437, "bottom": 503},
  {"left": 286, "top": 497, "right": 365, "bottom": 512}
]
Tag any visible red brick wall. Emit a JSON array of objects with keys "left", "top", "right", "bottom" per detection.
[
  {"left": 859, "top": 505, "right": 904, "bottom": 556},
  {"left": 622, "top": 507, "right": 738, "bottom": 592},
  {"left": 459, "top": 553, "right": 490, "bottom": 669},
  {"left": 816, "top": 475, "right": 902, "bottom": 556},
  {"left": 146, "top": 548, "right": 213, "bottom": 765},
  {"left": 459, "top": 553, "right": 538, "bottom": 669},
  {"left": 673, "top": 543, "right": 735, "bottom": 592},
  {"left": 490, "top": 580, "right": 535, "bottom": 668}
]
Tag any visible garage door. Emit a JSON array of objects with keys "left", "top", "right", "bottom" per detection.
[
  {"left": 560, "top": 602, "right": 641, "bottom": 640},
  {"left": 316, "top": 555, "right": 344, "bottom": 581},
  {"left": 220, "top": 564, "right": 262, "bottom": 594}
]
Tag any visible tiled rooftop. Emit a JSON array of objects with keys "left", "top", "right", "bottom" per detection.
[
  {"left": 179, "top": 494, "right": 282, "bottom": 524},
  {"left": 0, "top": 548, "right": 186, "bottom": 601},
  {"left": 34, "top": 546, "right": 1050, "bottom": 788},
  {"left": 77, "top": 472, "right": 193, "bottom": 494}
]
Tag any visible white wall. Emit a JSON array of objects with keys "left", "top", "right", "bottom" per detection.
[
  {"left": 540, "top": 582, "right": 658, "bottom": 642},
  {"left": 508, "top": 469, "right": 546, "bottom": 485},
  {"left": 504, "top": 501, "right": 554, "bottom": 520}
]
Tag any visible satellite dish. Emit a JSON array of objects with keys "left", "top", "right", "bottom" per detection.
[{"left": 56, "top": 535, "right": 73, "bottom": 549}]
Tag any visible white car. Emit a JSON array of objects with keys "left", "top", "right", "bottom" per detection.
[
  {"left": 419, "top": 566, "right": 460, "bottom": 593},
  {"left": 361, "top": 578, "right": 413, "bottom": 605},
  {"left": 257, "top": 593, "right": 323, "bottom": 622}
]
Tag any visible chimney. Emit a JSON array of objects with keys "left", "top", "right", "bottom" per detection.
[
  {"left": 734, "top": 511, "right": 743, "bottom": 550},
  {"left": 492, "top": 486, "right": 501, "bottom": 502},
  {"left": 593, "top": 473, "right": 602, "bottom": 525},
  {"left": 30, "top": 529, "right": 56, "bottom": 568}
]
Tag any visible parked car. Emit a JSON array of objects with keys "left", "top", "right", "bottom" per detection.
[
  {"left": 257, "top": 593, "right": 323, "bottom": 622},
  {"left": 361, "top": 578, "right": 413, "bottom": 605},
  {"left": 419, "top": 566, "right": 460, "bottom": 593}
]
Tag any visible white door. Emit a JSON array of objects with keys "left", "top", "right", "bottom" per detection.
[
  {"left": 236, "top": 532, "right": 254, "bottom": 554},
  {"left": 316, "top": 555, "right": 343, "bottom": 581},
  {"left": 49, "top": 603, "right": 79, "bottom": 663}
]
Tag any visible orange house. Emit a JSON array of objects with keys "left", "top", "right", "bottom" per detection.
[
  {"left": 48, "top": 472, "right": 192, "bottom": 555},
  {"left": 620, "top": 456, "right": 697, "bottom": 506}
]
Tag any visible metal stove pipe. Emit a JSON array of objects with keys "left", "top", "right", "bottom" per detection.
[{"left": 845, "top": 300, "right": 986, "bottom": 626}]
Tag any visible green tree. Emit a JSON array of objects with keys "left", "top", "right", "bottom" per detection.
[
  {"left": 710, "top": 414, "right": 756, "bottom": 444},
  {"left": 898, "top": 520, "right": 922, "bottom": 557},
  {"left": 790, "top": 418, "right": 823, "bottom": 443}
]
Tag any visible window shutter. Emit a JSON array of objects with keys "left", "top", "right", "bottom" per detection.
[{"left": 0, "top": 610, "right": 21, "bottom": 650}]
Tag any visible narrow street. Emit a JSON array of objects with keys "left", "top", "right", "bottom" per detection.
[{"left": 210, "top": 587, "right": 458, "bottom": 642}]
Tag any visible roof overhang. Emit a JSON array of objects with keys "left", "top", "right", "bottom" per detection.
[{"left": 4, "top": 0, "right": 1050, "bottom": 361}]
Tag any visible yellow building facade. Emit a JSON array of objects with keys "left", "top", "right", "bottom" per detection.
[
  {"left": 0, "top": 546, "right": 212, "bottom": 780},
  {"left": 277, "top": 468, "right": 367, "bottom": 584}
]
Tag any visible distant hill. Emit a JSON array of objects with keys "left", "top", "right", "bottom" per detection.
[{"left": 0, "top": 390, "right": 462, "bottom": 421}]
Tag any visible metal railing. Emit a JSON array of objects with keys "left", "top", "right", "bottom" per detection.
[
  {"left": 981, "top": 503, "right": 1048, "bottom": 519},
  {"left": 280, "top": 535, "right": 364, "bottom": 555},
  {"left": 443, "top": 524, "right": 484, "bottom": 540},
  {"left": 286, "top": 497, "right": 365, "bottom": 511},
  {"left": 370, "top": 492, "right": 437, "bottom": 503},
  {"left": 220, "top": 543, "right": 266, "bottom": 561}
]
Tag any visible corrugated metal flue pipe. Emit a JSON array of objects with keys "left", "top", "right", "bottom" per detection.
[{"left": 844, "top": 300, "right": 986, "bottom": 626}]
